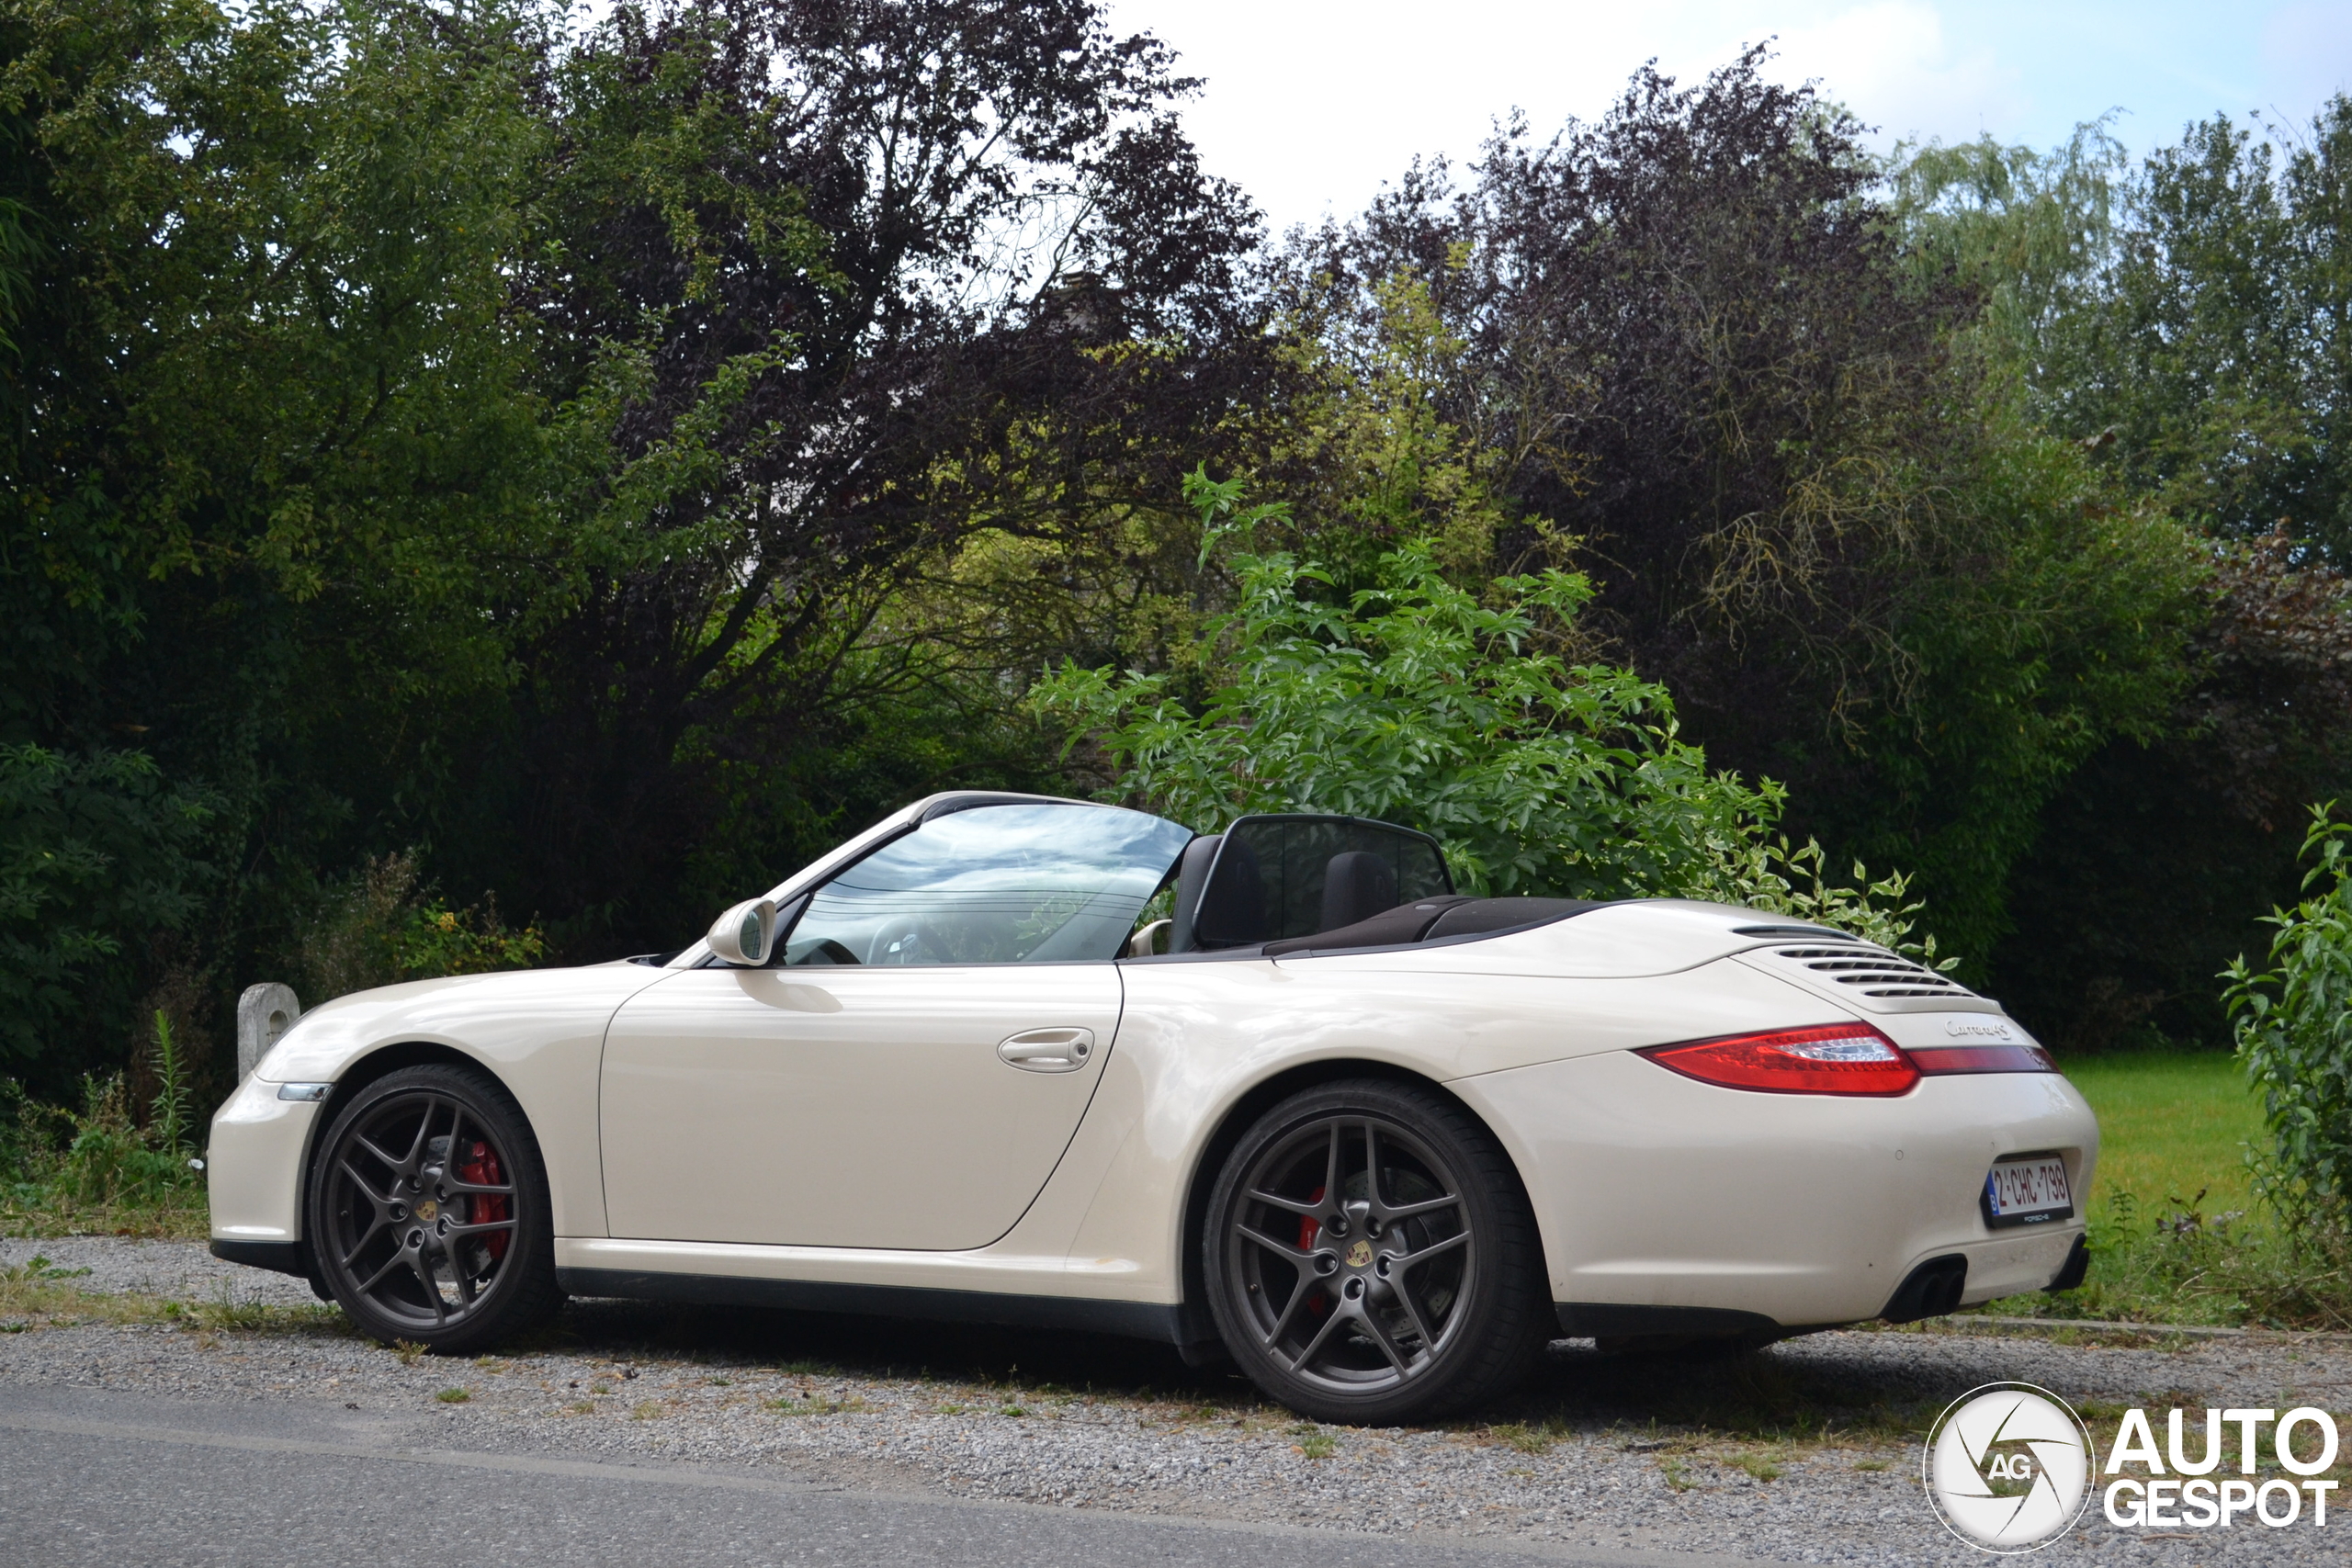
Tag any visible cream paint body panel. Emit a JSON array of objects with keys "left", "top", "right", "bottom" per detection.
[
  {"left": 217, "top": 964, "right": 671, "bottom": 1242},
  {"left": 205, "top": 1073, "right": 322, "bottom": 1240},
  {"left": 1056, "top": 955, "right": 1842, "bottom": 1298},
  {"left": 1871, "top": 1011, "right": 2042, "bottom": 1051},
  {"left": 600, "top": 964, "right": 1121, "bottom": 1249},
  {"left": 1450, "top": 1049, "right": 2098, "bottom": 1324}
]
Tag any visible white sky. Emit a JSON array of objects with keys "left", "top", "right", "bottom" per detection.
[{"left": 1102, "top": 0, "right": 2352, "bottom": 232}]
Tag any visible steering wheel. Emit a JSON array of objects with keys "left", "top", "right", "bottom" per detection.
[{"left": 866, "top": 915, "right": 943, "bottom": 966}]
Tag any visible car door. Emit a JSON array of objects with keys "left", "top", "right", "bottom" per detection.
[{"left": 598, "top": 801, "right": 1191, "bottom": 1251}]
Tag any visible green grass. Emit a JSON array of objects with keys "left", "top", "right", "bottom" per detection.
[
  {"left": 2062, "top": 1053, "right": 2263, "bottom": 1217},
  {"left": 0, "top": 1188, "right": 209, "bottom": 1241},
  {"left": 1972, "top": 1052, "right": 2350, "bottom": 1329}
]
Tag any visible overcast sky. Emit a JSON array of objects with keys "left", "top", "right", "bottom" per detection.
[{"left": 1101, "top": 0, "right": 2352, "bottom": 232}]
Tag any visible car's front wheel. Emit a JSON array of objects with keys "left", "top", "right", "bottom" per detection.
[
  {"left": 306, "top": 1064, "right": 562, "bottom": 1353},
  {"left": 1203, "top": 1079, "right": 1552, "bottom": 1424}
]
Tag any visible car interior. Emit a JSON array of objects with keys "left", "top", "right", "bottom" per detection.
[{"left": 1160, "top": 814, "right": 1605, "bottom": 958}]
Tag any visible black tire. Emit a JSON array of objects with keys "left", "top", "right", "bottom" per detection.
[
  {"left": 306, "top": 1064, "right": 563, "bottom": 1354},
  {"left": 1203, "top": 1079, "right": 1552, "bottom": 1424}
]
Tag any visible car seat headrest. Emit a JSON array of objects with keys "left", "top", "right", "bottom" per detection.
[{"left": 1319, "top": 849, "right": 1398, "bottom": 933}]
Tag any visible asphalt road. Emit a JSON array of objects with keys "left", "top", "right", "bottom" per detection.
[{"left": 0, "top": 1384, "right": 1776, "bottom": 1568}]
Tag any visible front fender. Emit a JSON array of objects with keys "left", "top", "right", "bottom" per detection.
[{"left": 212, "top": 964, "right": 672, "bottom": 1244}]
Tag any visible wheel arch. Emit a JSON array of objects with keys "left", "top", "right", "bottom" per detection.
[
  {"left": 1171, "top": 1057, "right": 1541, "bottom": 1350},
  {"left": 296, "top": 1042, "right": 525, "bottom": 1231}
]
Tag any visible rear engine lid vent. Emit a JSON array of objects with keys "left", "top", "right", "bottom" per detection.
[
  {"left": 1772, "top": 947, "right": 1965, "bottom": 998},
  {"left": 1738, "top": 942, "right": 1980, "bottom": 1009}
]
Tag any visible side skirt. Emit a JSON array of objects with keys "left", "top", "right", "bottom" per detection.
[
  {"left": 555, "top": 1268, "right": 1187, "bottom": 1346},
  {"left": 1555, "top": 1302, "right": 1788, "bottom": 1339}
]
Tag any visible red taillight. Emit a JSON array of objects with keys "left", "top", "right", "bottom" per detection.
[
  {"left": 1912, "top": 1043, "right": 2057, "bottom": 1076},
  {"left": 1638, "top": 1023, "right": 1919, "bottom": 1096}
]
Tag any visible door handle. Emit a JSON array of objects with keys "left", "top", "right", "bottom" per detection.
[{"left": 997, "top": 1028, "right": 1094, "bottom": 1073}]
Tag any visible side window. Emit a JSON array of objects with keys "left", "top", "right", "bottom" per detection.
[{"left": 779, "top": 804, "right": 1193, "bottom": 966}]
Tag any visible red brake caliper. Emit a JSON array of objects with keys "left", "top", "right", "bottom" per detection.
[
  {"left": 1298, "top": 1185, "right": 1327, "bottom": 1316},
  {"left": 457, "top": 1141, "right": 510, "bottom": 1261}
]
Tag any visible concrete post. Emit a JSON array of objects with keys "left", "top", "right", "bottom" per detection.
[{"left": 236, "top": 983, "right": 302, "bottom": 1081}]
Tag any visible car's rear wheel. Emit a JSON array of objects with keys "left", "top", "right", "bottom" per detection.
[
  {"left": 307, "top": 1064, "right": 562, "bottom": 1354},
  {"left": 1203, "top": 1079, "right": 1552, "bottom": 1424}
]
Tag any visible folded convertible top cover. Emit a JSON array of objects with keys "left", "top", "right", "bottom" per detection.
[{"left": 1261, "top": 896, "right": 1605, "bottom": 956}]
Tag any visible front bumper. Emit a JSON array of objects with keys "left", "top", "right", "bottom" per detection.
[
  {"left": 1453, "top": 1047, "right": 2098, "bottom": 1328},
  {"left": 206, "top": 1073, "right": 324, "bottom": 1246}
]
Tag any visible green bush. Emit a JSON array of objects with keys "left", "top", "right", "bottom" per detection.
[
  {"left": 1036, "top": 471, "right": 1948, "bottom": 961},
  {"left": 1035, "top": 471, "right": 1775, "bottom": 899},
  {"left": 296, "top": 852, "right": 545, "bottom": 1003},
  {"left": 0, "top": 745, "right": 214, "bottom": 1074},
  {"left": 2224, "top": 806, "right": 2352, "bottom": 1238},
  {"left": 2, "top": 1010, "right": 208, "bottom": 1230}
]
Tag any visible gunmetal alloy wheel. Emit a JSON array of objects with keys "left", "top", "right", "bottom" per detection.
[
  {"left": 1204, "top": 1080, "right": 1551, "bottom": 1425},
  {"left": 308, "top": 1065, "right": 561, "bottom": 1354}
]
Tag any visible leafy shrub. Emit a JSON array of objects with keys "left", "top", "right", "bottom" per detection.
[
  {"left": 1692, "top": 837, "right": 1956, "bottom": 971},
  {"left": 14, "top": 1074, "right": 189, "bottom": 1208},
  {"left": 0, "top": 744, "right": 214, "bottom": 1071},
  {"left": 1989, "top": 1187, "right": 2351, "bottom": 1331},
  {"left": 1035, "top": 472, "right": 1774, "bottom": 899},
  {"left": 1, "top": 1011, "right": 209, "bottom": 1224},
  {"left": 297, "top": 852, "right": 545, "bottom": 1002},
  {"left": 2224, "top": 807, "right": 2352, "bottom": 1238},
  {"left": 1036, "top": 471, "right": 1947, "bottom": 958}
]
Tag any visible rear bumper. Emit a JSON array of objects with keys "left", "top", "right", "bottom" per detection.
[{"left": 1455, "top": 1047, "right": 2098, "bottom": 1328}]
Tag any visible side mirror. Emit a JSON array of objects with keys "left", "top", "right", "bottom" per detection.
[{"left": 707, "top": 897, "right": 779, "bottom": 965}]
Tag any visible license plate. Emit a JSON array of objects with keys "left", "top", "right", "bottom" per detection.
[{"left": 1983, "top": 1154, "right": 2073, "bottom": 1228}]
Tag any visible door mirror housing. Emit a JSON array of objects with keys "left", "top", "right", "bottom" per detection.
[{"left": 707, "top": 897, "right": 779, "bottom": 965}]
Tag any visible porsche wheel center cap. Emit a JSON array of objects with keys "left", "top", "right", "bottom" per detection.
[
  {"left": 1345, "top": 1239, "right": 1374, "bottom": 1269},
  {"left": 413, "top": 1199, "right": 440, "bottom": 1224}
]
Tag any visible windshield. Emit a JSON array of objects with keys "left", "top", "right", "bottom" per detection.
[{"left": 779, "top": 802, "right": 1193, "bottom": 965}]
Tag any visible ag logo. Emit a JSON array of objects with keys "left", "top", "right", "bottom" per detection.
[{"left": 1924, "top": 1382, "right": 2098, "bottom": 1552}]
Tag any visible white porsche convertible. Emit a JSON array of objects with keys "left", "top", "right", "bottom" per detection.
[{"left": 210, "top": 793, "right": 2096, "bottom": 1422}]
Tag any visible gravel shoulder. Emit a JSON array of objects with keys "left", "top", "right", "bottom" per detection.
[{"left": 5, "top": 1238, "right": 2348, "bottom": 1564}]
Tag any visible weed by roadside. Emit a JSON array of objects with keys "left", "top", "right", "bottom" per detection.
[
  {"left": 3, "top": 1018, "right": 211, "bottom": 1241},
  {"left": 1975, "top": 1186, "right": 2352, "bottom": 1330},
  {"left": 0, "top": 1270, "right": 340, "bottom": 1336},
  {"left": 1488, "top": 1418, "right": 1569, "bottom": 1454}
]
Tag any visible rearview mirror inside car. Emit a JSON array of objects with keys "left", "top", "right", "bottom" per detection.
[{"left": 1180, "top": 815, "right": 1450, "bottom": 950}]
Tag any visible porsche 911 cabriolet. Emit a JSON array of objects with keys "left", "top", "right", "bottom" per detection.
[{"left": 209, "top": 792, "right": 2096, "bottom": 1422}]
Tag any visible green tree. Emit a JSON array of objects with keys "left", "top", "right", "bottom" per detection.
[
  {"left": 0, "top": 0, "right": 1267, "bottom": 1090},
  {"left": 1896, "top": 98, "right": 2352, "bottom": 557},
  {"left": 1036, "top": 470, "right": 1781, "bottom": 899}
]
